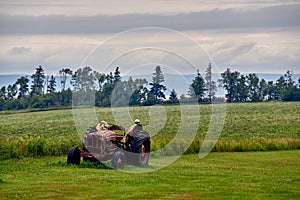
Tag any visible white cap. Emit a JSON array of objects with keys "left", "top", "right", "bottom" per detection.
[{"left": 134, "top": 119, "right": 140, "bottom": 124}]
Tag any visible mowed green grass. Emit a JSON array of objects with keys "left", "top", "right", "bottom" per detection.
[{"left": 0, "top": 151, "right": 299, "bottom": 199}]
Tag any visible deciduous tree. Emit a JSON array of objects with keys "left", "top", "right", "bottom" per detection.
[
  {"left": 71, "top": 66, "right": 95, "bottom": 91},
  {"left": 59, "top": 68, "right": 72, "bottom": 91},
  {"left": 16, "top": 76, "right": 29, "bottom": 99},
  {"left": 220, "top": 68, "right": 240, "bottom": 102}
]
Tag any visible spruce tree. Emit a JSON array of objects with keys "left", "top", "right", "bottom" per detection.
[
  {"left": 149, "top": 65, "right": 166, "bottom": 104},
  {"left": 31, "top": 65, "right": 45, "bottom": 96},
  {"left": 205, "top": 63, "right": 217, "bottom": 102},
  {"left": 47, "top": 75, "right": 56, "bottom": 93},
  {"left": 189, "top": 70, "right": 206, "bottom": 102}
]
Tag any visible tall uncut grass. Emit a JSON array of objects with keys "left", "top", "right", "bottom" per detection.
[
  {"left": 1, "top": 135, "right": 298, "bottom": 160},
  {"left": 0, "top": 101, "right": 299, "bottom": 159},
  {"left": 0, "top": 134, "right": 80, "bottom": 159}
]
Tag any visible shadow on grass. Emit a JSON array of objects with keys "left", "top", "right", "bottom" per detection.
[
  {"left": 47, "top": 160, "right": 113, "bottom": 170},
  {"left": 47, "top": 159, "right": 155, "bottom": 172}
]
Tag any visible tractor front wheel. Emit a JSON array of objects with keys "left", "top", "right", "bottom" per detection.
[
  {"left": 111, "top": 151, "right": 125, "bottom": 169},
  {"left": 67, "top": 146, "right": 81, "bottom": 165}
]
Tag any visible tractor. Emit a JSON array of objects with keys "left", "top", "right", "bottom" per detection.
[{"left": 67, "top": 122, "right": 150, "bottom": 168}]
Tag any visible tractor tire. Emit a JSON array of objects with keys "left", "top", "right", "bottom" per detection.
[
  {"left": 128, "top": 130, "right": 150, "bottom": 166},
  {"left": 136, "top": 139, "right": 150, "bottom": 166},
  {"left": 67, "top": 146, "right": 81, "bottom": 165},
  {"left": 111, "top": 151, "right": 125, "bottom": 169}
]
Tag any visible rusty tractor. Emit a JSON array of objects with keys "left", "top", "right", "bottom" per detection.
[{"left": 67, "top": 123, "right": 150, "bottom": 168}]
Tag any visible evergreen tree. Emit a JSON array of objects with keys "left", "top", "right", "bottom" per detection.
[
  {"left": 114, "top": 67, "right": 121, "bottom": 82},
  {"left": 189, "top": 70, "right": 207, "bottom": 102},
  {"left": 266, "top": 81, "right": 278, "bottom": 100},
  {"left": 47, "top": 75, "right": 56, "bottom": 93},
  {"left": 205, "top": 63, "right": 217, "bottom": 102},
  {"left": 169, "top": 89, "right": 179, "bottom": 103},
  {"left": 149, "top": 66, "right": 166, "bottom": 104},
  {"left": 31, "top": 65, "right": 45, "bottom": 96},
  {"left": 106, "top": 72, "right": 114, "bottom": 84},
  {"left": 130, "top": 78, "right": 148, "bottom": 105},
  {"left": 144, "top": 92, "right": 157, "bottom": 106},
  {"left": 0, "top": 86, "right": 7, "bottom": 100},
  {"left": 130, "top": 87, "right": 148, "bottom": 105}
]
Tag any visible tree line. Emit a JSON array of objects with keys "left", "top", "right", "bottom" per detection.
[
  {"left": 0, "top": 64, "right": 299, "bottom": 111},
  {"left": 219, "top": 68, "right": 300, "bottom": 102}
]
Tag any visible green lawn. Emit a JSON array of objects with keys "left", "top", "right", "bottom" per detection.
[{"left": 0, "top": 151, "right": 299, "bottom": 199}]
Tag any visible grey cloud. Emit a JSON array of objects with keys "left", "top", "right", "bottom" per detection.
[
  {"left": 0, "top": 4, "right": 299, "bottom": 35},
  {"left": 212, "top": 42, "right": 256, "bottom": 64},
  {"left": 232, "top": 43, "right": 256, "bottom": 56},
  {"left": 8, "top": 46, "right": 32, "bottom": 55}
]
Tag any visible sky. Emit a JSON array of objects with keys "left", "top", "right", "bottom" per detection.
[{"left": 0, "top": 0, "right": 299, "bottom": 76}]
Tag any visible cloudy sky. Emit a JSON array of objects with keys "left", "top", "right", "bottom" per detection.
[{"left": 0, "top": 0, "right": 299, "bottom": 76}]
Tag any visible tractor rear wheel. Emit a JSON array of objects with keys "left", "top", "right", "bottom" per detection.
[
  {"left": 67, "top": 146, "right": 81, "bottom": 165},
  {"left": 111, "top": 151, "right": 125, "bottom": 169},
  {"left": 128, "top": 130, "right": 151, "bottom": 166},
  {"left": 137, "top": 139, "right": 150, "bottom": 166}
]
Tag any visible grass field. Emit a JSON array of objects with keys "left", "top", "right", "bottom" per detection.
[
  {"left": 1, "top": 101, "right": 299, "bottom": 139},
  {"left": 0, "top": 101, "right": 299, "bottom": 159},
  {"left": 0, "top": 102, "right": 299, "bottom": 199},
  {"left": 0, "top": 151, "right": 299, "bottom": 199}
]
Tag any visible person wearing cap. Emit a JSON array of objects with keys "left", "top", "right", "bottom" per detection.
[
  {"left": 134, "top": 119, "right": 141, "bottom": 125},
  {"left": 124, "top": 119, "right": 142, "bottom": 151}
]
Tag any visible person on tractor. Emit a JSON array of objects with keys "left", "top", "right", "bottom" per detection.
[
  {"left": 124, "top": 119, "right": 151, "bottom": 165},
  {"left": 124, "top": 119, "right": 143, "bottom": 151}
]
